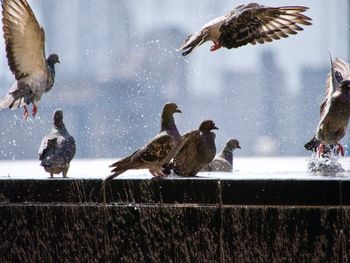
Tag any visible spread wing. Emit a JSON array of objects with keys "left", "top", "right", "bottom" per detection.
[
  {"left": 320, "top": 55, "right": 350, "bottom": 117},
  {"left": 2, "top": 0, "right": 46, "bottom": 80},
  {"left": 219, "top": 3, "right": 312, "bottom": 49}
]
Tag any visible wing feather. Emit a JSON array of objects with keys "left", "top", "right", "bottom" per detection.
[
  {"left": 2, "top": 0, "right": 46, "bottom": 79},
  {"left": 219, "top": 4, "right": 312, "bottom": 49}
]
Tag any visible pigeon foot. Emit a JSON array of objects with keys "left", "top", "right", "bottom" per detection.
[
  {"left": 23, "top": 105, "right": 29, "bottom": 119},
  {"left": 32, "top": 104, "right": 38, "bottom": 118},
  {"left": 210, "top": 42, "right": 222, "bottom": 52},
  {"left": 316, "top": 144, "right": 325, "bottom": 157},
  {"left": 337, "top": 143, "right": 345, "bottom": 156}
]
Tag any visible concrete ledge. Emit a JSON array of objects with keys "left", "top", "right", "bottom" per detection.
[
  {"left": 0, "top": 178, "right": 348, "bottom": 205},
  {"left": 0, "top": 178, "right": 349, "bottom": 261}
]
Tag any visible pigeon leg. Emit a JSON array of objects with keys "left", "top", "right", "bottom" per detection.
[
  {"left": 210, "top": 42, "right": 222, "bottom": 52},
  {"left": 336, "top": 143, "right": 345, "bottom": 156},
  {"left": 316, "top": 144, "right": 325, "bottom": 157},
  {"left": 23, "top": 105, "right": 29, "bottom": 119},
  {"left": 32, "top": 103, "right": 38, "bottom": 118},
  {"left": 149, "top": 169, "right": 158, "bottom": 177},
  {"left": 50, "top": 173, "right": 53, "bottom": 178}
]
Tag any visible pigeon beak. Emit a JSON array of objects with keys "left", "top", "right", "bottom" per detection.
[
  {"left": 237, "top": 145, "right": 241, "bottom": 149},
  {"left": 175, "top": 108, "right": 182, "bottom": 113},
  {"left": 57, "top": 59, "right": 60, "bottom": 64},
  {"left": 213, "top": 125, "right": 219, "bottom": 130}
]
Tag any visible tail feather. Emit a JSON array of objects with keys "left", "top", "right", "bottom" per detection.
[
  {"left": 106, "top": 156, "right": 132, "bottom": 181},
  {"left": 178, "top": 31, "right": 208, "bottom": 56},
  {"left": 0, "top": 94, "right": 15, "bottom": 110}
]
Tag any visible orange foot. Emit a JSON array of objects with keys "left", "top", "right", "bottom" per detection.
[
  {"left": 23, "top": 105, "right": 29, "bottom": 119},
  {"left": 336, "top": 143, "right": 345, "bottom": 156},
  {"left": 210, "top": 42, "right": 222, "bottom": 52}
]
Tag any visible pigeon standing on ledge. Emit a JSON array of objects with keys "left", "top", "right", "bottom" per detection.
[
  {"left": 38, "top": 110, "right": 76, "bottom": 178},
  {"left": 203, "top": 138, "right": 241, "bottom": 172},
  {"left": 315, "top": 55, "right": 350, "bottom": 157},
  {"left": 179, "top": 3, "right": 312, "bottom": 56},
  {"left": 172, "top": 120, "right": 218, "bottom": 177},
  {"left": 0, "top": 0, "right": 60, "bottom": 119},
  {"left": 106, "top": 102, "right": 182, "bottom": 180}
]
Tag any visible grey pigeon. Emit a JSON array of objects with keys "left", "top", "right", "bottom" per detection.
[
  {"left": 203, "top": 138, "right": 241, "bottom": 172},
  {"left": 179, "top": 3, "right": 312, "bottom": 56},
  {"left": 38, "top": 109, "right": 76, "bottom": 177},
  {"left": 315, "top": 55, "right": 350, "bottom": 157},
  {"left": 0, "top": 0, "right": 60, "bottom": 119},
  {"left": 172, "top": 120, "right": 218, "bottom": 177},
  {"left": 106, "top": 102, "right": 182, "bottom": 180}
]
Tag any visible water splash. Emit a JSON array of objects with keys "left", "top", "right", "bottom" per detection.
[{"left": 307, "top": 149, "right": 345, "bottom": 175}]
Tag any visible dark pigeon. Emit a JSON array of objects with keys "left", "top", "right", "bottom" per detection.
[
  {"left": 179, "top": 3, "right": 312, "bottom": 56},
  {"left": 0, "top": 0, "right": 60, "bottom": 119},
  {"left": 172, "top": 120, "right": 218, "bottom": 177},
  {"left": 315, "top": 55, "right": 350, "bottom": 156},
  {"left": 203, "top": 138, "right": 241, "bottom": 172},
  {"left": 38, "top": 110, "right": 76, "bottom": 178},
  {"left": 106, "top": 102, "right": 182, "bottom": 180}
]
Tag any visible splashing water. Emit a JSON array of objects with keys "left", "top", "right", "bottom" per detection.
[{"left": 307, "top": 147, "right": 345, "bottom": 175}]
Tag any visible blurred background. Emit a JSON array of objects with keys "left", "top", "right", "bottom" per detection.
[{"left": 0, "top": 0, "right": 349, "bottom": 159}]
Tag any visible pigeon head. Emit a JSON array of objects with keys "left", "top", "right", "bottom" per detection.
[
  {"left": 47, "top": 54, "right": 60, "bottom": 65},
  {"left": 199, "top": 120, "right": 218, "bottom": 133},
  {"left": 53, "top": 109, "right": 64, "bottom": 128},
  {"left": 226, "top": 139, "right": 241, "bottom": 151},
  {"left": 161, "top": 102, "right": 181, "bottom": 131}
]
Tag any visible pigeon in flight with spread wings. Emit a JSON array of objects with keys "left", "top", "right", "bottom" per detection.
[
  {"left": 0, "top": 0, "right": 60, "bottom": 119},
  {"left": 106, "top": 103, "right": 182, "bottom": 180},
  {"left": 315, "top": 55, "right": 350, "bottom": 157},
  {"left": 179, "top": 3, "right": 312, "bottom": 56}
]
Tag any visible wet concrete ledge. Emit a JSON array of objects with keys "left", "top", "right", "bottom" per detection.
[
  {"left": 0, "top": 178, "right": 349, "bottom": 261},
  {"left": 0, "top": 177, "right": 349, "bottom": 205}
]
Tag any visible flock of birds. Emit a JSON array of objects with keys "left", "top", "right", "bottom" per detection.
[{"left": 0, "top": 0, "right": 349, "bottom": 179}]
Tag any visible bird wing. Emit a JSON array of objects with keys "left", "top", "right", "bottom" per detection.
[
  {"left": 137, "top": 133, "right": 174, "bottom": 164},
  {"left": 38, "top": 136, "right": 57, "bottom": 161},
  {"left": 219, "top": 3, "right": 312, "bottom": 49},
  {"left": 320, "top": 55, "right": 350, "bottom": 118},
  {"left": 60, "top": 136, "right": 76, "bottom": 163},
  {"left": 2, "top": 0, "right": 46, "bottom": 80},
  {"left": 173, "top": 130, "right": 200, "bottom": 172}
]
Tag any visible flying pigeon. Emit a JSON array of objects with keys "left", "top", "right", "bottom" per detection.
[
  {"left": 179, "top": 3, "right": 312, "bottom": 56},
  {"left": 38, "top": 109, "right": 76, "bottom": 178},
  {"left": 0, "top": 0, "right": 60, "bottom": 119},
  {"left": 203, "top": 138, "right": 241, "bottom": 172},
  {"left": 172, "top": 120, "right": 218, "bottom": 177},
  {"left": 315, "top": 55, "right": 350, "bottom": 157},
  {"left": 106, "top": 102, "right": 182, "bottom": 180}
]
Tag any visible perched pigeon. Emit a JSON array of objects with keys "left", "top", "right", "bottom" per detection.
[
  {"left": 0, "top": 0, "right": 60, "bottom": 119},
  {"left": 179, "top": 3, "right": 312, "bottom": 56},
  {"left": 172, "top": 120, "right": 218, "bottom": 177},
  {"left": 203, "top": 138, "right": 241, "bottom": 172},
  {"left": 106, "top": 102, "right": 182, "bottom": 180},
  {"left": 38, "top": 109, "right": 76, "bottom": 178},
  {"left": 315, "top": 55, "right": 350, "bottom": 157}
]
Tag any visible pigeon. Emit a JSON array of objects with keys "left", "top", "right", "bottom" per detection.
[
  {"left": 203, "top": 138, "right": 241, "bottom": 172},
  {"left": 179, "top": 3, "right": 312, "bottom": 56},
  {"left": 38, "top": 109, "right": 76, "bottom": 178},
  {"left": 0, "top": 0, "right": 60, "bottom": 119},
  {"left": 172, "top": 120, "right": 218, "bottom": 177},
  {"left": 106, "top": 102, "right": 182, "bottom": 180},
  {"left": 315, "top": 55, "right": 350, "bottom": 157}
]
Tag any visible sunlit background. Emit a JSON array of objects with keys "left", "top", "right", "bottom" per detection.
[{"left": 0, "top": 0, "right": 349, "bottom": 160}]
